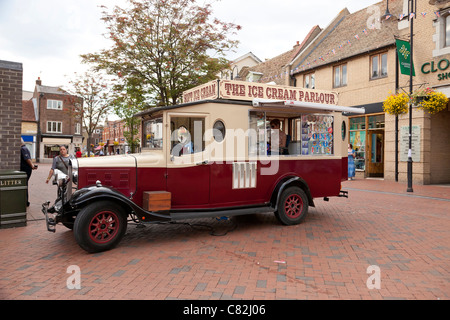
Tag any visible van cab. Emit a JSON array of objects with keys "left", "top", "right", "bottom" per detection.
[{"left": 42, "top": 80, "right": 364, "bottom": 253}]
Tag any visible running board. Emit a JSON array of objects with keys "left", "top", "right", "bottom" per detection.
[{"left": 169, "top": 206, "right": 274, "bottom": 221}]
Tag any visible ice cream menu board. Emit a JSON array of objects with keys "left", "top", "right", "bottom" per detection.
[{"left": 301, "top": 114, "right": 334, "bottom": 155}]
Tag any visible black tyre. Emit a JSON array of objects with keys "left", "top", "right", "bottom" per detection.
[
  {"left": 74, "top": 201, "right": 127, "bottom": 253},
  {"left": 275, "top": 186, "right": 309, "bottom": 225}
]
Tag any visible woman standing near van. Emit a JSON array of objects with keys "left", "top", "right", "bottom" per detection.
[
  {"left": 45, "top": 145, "right": 75, "bottom": 184},
  {"left": 348, "top": 144, "right": 356, "bottom": 180}
]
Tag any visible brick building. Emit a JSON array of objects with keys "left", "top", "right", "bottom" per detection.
[
  {"left": 0, "top": 60, "right": 23, "bottom": 170},
  {"left": 239, "top": 0, "right": 449, "bottom": 185},
  {"left": 102, "top": 119, "right": 127, "bottom": 155},
  {"left": 31, "top": 78, "right": 83, "bottom": 162},
  {"left": 21, "top": 99, "right": 37, "bottom": 160}
]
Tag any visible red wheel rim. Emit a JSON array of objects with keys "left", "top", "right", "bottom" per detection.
[
  {"left": 89, "top": 211, "right": 120, "bottom": 244},
  {"left": 284, "top": 194, "right": 303, "bottom": 219}
]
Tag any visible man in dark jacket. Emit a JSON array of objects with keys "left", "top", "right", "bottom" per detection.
[{"left": 20, "top": 139, "right": 37, "bottom": 207}]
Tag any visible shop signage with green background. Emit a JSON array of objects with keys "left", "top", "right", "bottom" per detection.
[{"left": 396, "top": 39, "right": 415, "bottom": 76}]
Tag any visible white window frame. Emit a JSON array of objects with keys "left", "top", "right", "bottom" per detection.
[
  {"left": 370, "top": 52, "right": 388, "bottom": 79},
  {"left": 304, "top": 73, "right": 315, "bottom": 89},
  {"left": 47, "top": 121, "right": 62, "bottom": 133},
  {"left": 432, "top": 11, "right": 450, "bottom": 57},
  {"left": 75, "top": 123, "right": 81, "bottom": 135},
  {"left": 47, "top": 100, "right": 63, "bottom": 110},
  {"left": 333, "top": 64, "right": 347, "bottom": 88}
]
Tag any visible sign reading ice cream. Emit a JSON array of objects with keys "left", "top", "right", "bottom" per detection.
[{"left": 183, "top": 80, "right": 339, "bottom": 105}]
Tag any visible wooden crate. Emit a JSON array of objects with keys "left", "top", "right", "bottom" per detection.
[{"left": 143, "top": 191, "right": 171, "bottom": 211}]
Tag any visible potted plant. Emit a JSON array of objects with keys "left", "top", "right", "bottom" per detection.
[
  {"left": 411, "top": 88, "right": 448, "bottom": 114},
  {"left": 382, "top": 92, "right": 409, "bottom": 115}
]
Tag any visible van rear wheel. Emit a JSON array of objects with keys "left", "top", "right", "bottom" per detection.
[
  {"left": 74, "top": 201, "right": 127, "bottom": 253},
  {"left": 275, "top": 186, "right": 309, "bottom": 225}
]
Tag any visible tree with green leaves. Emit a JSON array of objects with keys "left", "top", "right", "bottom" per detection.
[
  {"left": 111, "top": 77, "right": 148, "bottom": 153},
  {"left": 81, "top": 0, "right": 240, "bottom": 107},
  {"left": 67, "top": 71, "right": 113, "bottom": 156}
]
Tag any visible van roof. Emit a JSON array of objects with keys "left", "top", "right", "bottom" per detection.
[{"left": 136, "top": 99, "right": 252, "bottom": 118}]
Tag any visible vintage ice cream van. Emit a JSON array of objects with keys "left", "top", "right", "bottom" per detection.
[{"left": 42, "top": 80, "right": 364, "bottom": 253}]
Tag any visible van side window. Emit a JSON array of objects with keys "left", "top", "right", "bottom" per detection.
[
  {"left": 170, "top": 117, "right": 205, "bottom": 156},
  {"left": 249, "top": 111, "right": 268, "bottom": 156},
  {"left": 290, "top": 114, "right": 334, "bottom": 155},
  {"left": 143, "top": 118, "right": 163, "bottom": 149}
]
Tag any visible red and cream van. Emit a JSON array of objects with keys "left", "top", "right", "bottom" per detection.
[{"left": 43, "top": 80, "right": 364, "bottom": 253}]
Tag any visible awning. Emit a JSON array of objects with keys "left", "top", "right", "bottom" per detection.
[{"left": 252, "top": 99, "right": 366, "bottom": 114}]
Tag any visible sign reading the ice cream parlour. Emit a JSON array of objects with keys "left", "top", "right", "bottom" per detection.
[{"left": 182, "top": 80, "right": 339, "bottom": 105}]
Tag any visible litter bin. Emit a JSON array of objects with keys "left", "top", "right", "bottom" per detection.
[{"left": 0, "top": 170, "right": 27, "bottom": 229}]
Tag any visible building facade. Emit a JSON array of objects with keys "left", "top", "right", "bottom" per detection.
[
  {"left": 102, "top": 119, "right": 127, "bottom": 155},
  {"left": 288, "top": 0, "right": 449, "bottom": 185},
  {"left": 21, "top": 99, "right": 37, "bottom": 160},
  {"left": 32, "top": 78, "right": 83, "bottom": 162}
]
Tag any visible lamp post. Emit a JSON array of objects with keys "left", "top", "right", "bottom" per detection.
[
  {"left": 384, "top": 0, "right": 416, "bottom": 192},
  {"left": 406, "top": 0, "right": 416, "bottom": 193}
]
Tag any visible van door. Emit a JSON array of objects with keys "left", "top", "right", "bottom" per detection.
[{"left": 166, "top": 114, "right": 210, "bottom": 208}]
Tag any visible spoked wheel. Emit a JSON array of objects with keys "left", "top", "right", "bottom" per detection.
[
  {"left": 74, "top": 201, "right": 127, "bottom": 253},
  {"left": 89, "top": 211, "right": 120, "bottom": 244},
  {"left": 275, "top": 186, "right": 309, "bottom": 225}
]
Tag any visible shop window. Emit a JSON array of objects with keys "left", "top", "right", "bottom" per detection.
[
  {"left": 368, "top": 115, "right": 385, "bottom": 129},
  {"left": 333, "top": 64, "right": 347, "bottom": 88},
  {"left": 349, "top": 117, "right": 366, "bottom": 171},
  {"left": 371, "top": 53, "right": 388, "bottom": 79}
]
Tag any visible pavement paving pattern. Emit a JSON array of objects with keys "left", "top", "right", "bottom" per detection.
[{"left": 0, "top": 163, "right": 449, "bottom": 301}]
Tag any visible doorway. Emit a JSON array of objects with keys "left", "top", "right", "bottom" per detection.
[{"left": 366, "top": 130, "right": 384, "bottom": 178}]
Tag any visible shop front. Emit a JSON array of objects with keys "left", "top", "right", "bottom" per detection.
[{"left": 348, "top": 104, "right": 385, "bottom": 179}]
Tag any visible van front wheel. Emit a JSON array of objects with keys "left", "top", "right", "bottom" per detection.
[
  {"left": 275, "top": 187, "right": 309, "bottom": 225},
  {"left": 74, "top": 201, "right": 127, "bottom": 253}
]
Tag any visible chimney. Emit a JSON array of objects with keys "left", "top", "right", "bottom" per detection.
[
  {"left": 36, "top": 77, "right": 42, "bottom": 86},
  {"left": 293, "top": 41, "right": 300, "bottom": 49}
]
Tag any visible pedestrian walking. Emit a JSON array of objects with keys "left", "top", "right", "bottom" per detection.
[
  {"left": 348, "top": 143, "right": 356, "bottom": 180},
  {"left": 20, "top": 138, "right": 37, "bottom": 206}
]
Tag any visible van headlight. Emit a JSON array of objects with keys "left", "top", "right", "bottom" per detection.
[{"left": 70, "top": 159, "right": 78, "bottom": 185}]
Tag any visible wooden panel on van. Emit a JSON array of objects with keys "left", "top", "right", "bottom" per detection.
[{"left": 143, "top": 191, "right": 171, "bottom": 211}]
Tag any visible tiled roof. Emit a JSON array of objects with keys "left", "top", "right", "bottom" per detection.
[
  {"left": 242, "top": 25, "right": 322, "bottom": 85},
  {"left": 291, "top": 1, "right": 403, "bottom": 75},
  {"left": 36, "top": 85, "right": 70, "bottom": 95},
  {"left": 22, "top": 100, "right": 36, "bottom": 122}
]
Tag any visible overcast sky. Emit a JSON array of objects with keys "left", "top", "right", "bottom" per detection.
[{"left": 0, "top": 0, "right": 382, "bottom": 92}]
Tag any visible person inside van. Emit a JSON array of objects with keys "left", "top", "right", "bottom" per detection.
[
  {"left": 269, "top": 119, "right": 287, "bottom": 155},
  {"left": 171, "top": 126, "right": 193, "bottom": 156}
]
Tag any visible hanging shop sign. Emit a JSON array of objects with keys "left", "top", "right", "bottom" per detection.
[
  {"left": 421, "top": 58, "right": 450, "bottom": 81},
  {"left": 182, "top": 80, "right": 339, "bottom": 105},
  {"left": 396, "top": 39, "right": 416, "bottom": 76}
]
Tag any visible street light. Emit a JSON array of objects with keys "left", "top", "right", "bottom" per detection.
[{"left": 384, "top": 0, "right": 416, "bottom": 192}]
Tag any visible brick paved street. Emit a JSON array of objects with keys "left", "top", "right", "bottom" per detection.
[{"left": 0, "top": 163, "right": 449, "bottom": 301}]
